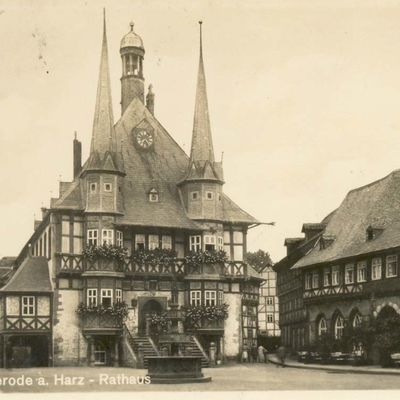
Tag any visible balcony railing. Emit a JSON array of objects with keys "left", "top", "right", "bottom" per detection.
[
  {"left": 187, "top": 317, "right": 225, "bottom": 332},
  {"left": 57, "top": 253, "right": 250, "bottom": 278},
  {"left": 80, "top": 313, "right": 122, "bottom": 330}
]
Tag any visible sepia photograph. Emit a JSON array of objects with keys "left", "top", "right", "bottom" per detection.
[{"left": 2, "top": 0, "right": 400, "bottom": 397}]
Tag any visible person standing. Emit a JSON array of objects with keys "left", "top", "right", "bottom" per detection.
[
  {"left": 257, "top": 345, "right": 266, "bottom": 363},
  {"left": 277, "top": 345, "right": 287, "bottom": 367}
]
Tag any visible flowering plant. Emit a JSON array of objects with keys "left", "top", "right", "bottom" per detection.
[
  {"left": 148, "top": 312, "right": 169, "bottom": 336},
  {"left": 76, "top": 301, "right": 129, "bottom": 321},
  {"left": 82, "top": 244, "right": 128, "bottom": 262},
  {"left": 184, "top": 250, "right": 228, "bottom": 267},
  {"left": 131, "top": 248, "right": 177, "bottom": 267},
  {"left": 182, "top": 303, "right": 229, "bottom": 326}
]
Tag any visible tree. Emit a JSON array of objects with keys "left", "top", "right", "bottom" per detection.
[{"left": 245, "top": 250, "right": 273, "bottom": 272}]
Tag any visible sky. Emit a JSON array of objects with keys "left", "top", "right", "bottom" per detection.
[{"left": 2, "top": 0, "right": 400, "bottom": 262}]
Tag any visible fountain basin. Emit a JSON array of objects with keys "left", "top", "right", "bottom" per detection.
[{"left": 147, "top": 356, "right": 211, "bottom": 384}]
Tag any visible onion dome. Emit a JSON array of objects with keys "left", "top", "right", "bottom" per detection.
[{"left": 120, "top": 22, "right": 144, "bottom": 49}]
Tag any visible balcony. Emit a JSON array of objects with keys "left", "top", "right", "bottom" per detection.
[
  {"left": 186, "top": 317, "right": 224, "bottom": 333},
  {"left": 80, "top": 313, "right": 122, "bottom": 332},
  {"left": 57, "top": 254, "right": 251, "bottom": 279}
]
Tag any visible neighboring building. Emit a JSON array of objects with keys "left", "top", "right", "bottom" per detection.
[
  {"left": 258, "top": 265, "right": 280, "bottom": 338},
  {"left": 276, "top": 169, "right": 400, "bottom": 354},
  {"left": 0, "top": 257, "right": 16, "bottom": 288},
  {"left": 274, "top": 234, "right": 324, "bottom": 350},
  {"left": 0, "top": 16, "right": 262, "bottom": 368}
]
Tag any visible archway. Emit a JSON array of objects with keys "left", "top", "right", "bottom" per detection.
[
  {"left": 139, "top": 299, "right": 163, "bottom": 334},
  {"left": 375, "top": 305, "right": 400, "bottom": 366}
]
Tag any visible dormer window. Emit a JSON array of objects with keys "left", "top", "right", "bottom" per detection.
[
  {"left": 366, "top": 225, "right": 384, "bottom": 241},
  {"left": 149, "top": 188, "right": 159, "bottom": 202},
  {"left": 319, "top": 234, "right": 336, "bottom": 250},
  {"left": 104, "top": 183, "right": 112, "bottom": 192}
]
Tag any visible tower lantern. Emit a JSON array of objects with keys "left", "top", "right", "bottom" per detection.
[{"left": 120, "top": 22, "right": 145, "bottom": 114}]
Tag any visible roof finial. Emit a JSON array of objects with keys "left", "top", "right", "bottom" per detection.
[
  {"left": 199, "top": 20, "right": 203, "bottom": 58},
  {"left": 130, "top": 21, "right": 134, "bottom": 32},
  {"left": 103, "top": 8, "right": 106, "bottom": 35}
]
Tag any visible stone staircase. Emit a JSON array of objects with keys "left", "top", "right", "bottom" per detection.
[
  {"left": 189, "top": 336, "right": 209, "bottom": 368},
  {"left": 130, "top": 336, "right": 160, "bottom": 368}
]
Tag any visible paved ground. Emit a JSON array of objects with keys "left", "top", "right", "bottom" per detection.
[{"left": 1, "top": 363, "right": 400, "bottom": 393}]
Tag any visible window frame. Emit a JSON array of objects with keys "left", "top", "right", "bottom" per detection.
[
  {"left": 102, "top": 229, "right": 114, "bottom": 245},
  {"left": 116, "top": 230, "right": 123, "bottom": 247},
  {"left": 204, "top": 290, "right": 217, "bottom": 306},
  {"left": 371, "top": 257, "right": 382, "bottom": 280},
  {"left": 22, "top": 296, "right": 35, "bottom": 316},
  {"left": 205, "top": 191, "right": 214, "bottom": 200},
  {"left": 312, "top": 271, "right": 319, "bottom": 289},
  {"left": 115, "top": 289, "right": 123, "bottom": 303},
  {"left": 386, "top": 255, "right": 398, "bottom": 278},
  {"left": 189, "top": 235, "right": 201, "bottom": 252},
  {"left": 323, "top": 267, "right": 331, "bottom": 287},
  {"left": 204, "top": 235, "right": 216, "bottom": 251},
  {"left": 331, "top": 266, "right": 340, "bottom": 286},
  {"left": 357, "top": 261, "right": 367, "bottom": 282},
  {"left": 334, "top": 315, "right": 345, "bottom": 339},
  {"left": 149, "top": 189, "right": 159, "bottom": 202},
  {"left": 190, "top": 290, "right": 202, "bottom": 306},
  {"left": 161, "top": 235, "right": 172, "bottom": 250},
  {"left": 148, "top": 234, "right": 159, "bottom": 250},
  {"left": 344, "top": 264, "right": 355, "bottom": 285},
  {"left": 100, "top": 288, "right": 113, "bottom": 307},
  {"left": 104, "top": 183, "right": 112, "bottom": 192},
  {"left": 135, "top": 234, "right": 145, "bottom": 250},
  {"left": 318, "top": 317, "right": 327, "bottom": 336},
  {"left": 87, "top": 288, "right": 98, "bottom": 307},
  {"left": 190, "top": 191, "right": 199, "bottom": 201},
  {"left": 267, "top": 313, "right": 274, "bottom": 323},
  {"left": 89, "top": 182, "right": 97, "bottom": 194},
  {"left": 87, "top": 229, "right": 99, "bottom": 246}
]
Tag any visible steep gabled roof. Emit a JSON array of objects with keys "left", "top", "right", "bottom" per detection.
[
  {"left": 221, "top": 194, "right": 258, "bottom": 225},
  {"left": 0, "top": 256, "right": 52, "bottom": 293},
  {"left": 293, "top": 170, "right": 400, "bottom": 269},
  {"left": 114, "top": 98, "right": 202, "bottom": 230}
]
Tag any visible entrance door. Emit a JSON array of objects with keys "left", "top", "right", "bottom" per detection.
[{"left": 138, "top": 299, "right": 163, "bottom": 334}]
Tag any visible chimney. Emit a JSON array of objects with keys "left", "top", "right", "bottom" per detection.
[
  {"left": 73, "top": 131, "right": 82, "bottom": 178},
  {"left": 146, "top": 84, "right": 155, "bottom": 115},
  {"left": 284, "top": 238, "right": 304, "bottom": 256}
]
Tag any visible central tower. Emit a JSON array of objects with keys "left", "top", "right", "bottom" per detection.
[{"left": 120, "top": 22, "right": 145, "bottom": 114}]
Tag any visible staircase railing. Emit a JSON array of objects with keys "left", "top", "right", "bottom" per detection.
[
  {"left": 148, "top": 336, "right": 161, "bottom": 356},
  {"left": 122, "top": 323, "right": 138, "bottom": 365},
  {"left": 191, "top": 335, "right": 209, "bottom": 362}
]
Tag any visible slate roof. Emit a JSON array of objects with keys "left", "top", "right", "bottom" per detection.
[
  {"left": 0, "top": 256, "right": 52, "bottom": 293},
  {"left": 50, "top": 21, "right": 257, "bottom": 229},
  {"left": 293, "top": 170, "right": 400, "bottom": 269}
]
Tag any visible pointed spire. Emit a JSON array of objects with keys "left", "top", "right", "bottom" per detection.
[
  {"left": 189, "top": 21, "right": 215, "bottom": 164},
  {"left": 90, "top": 9, "right": 116, "bottom": 158}
]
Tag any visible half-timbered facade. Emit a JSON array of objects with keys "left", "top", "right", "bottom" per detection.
[
  {"left": 4, "top": 15, "right": 262, "bottom": 368},
  {"left": 0, "top": 257, "right": 53, "bottom": 367},
  {"left": 276, "top": 170, "right": 400, "bottom": 352}
]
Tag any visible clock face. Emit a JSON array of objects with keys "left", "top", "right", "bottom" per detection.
[{"left": 136, "top": 129, "right": 154, "bottom": 149}]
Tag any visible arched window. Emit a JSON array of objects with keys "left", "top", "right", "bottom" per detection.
[
  {"left": 352, "top": 313, "right": 362, "bottom": 328},
  {"left": 318, "top": 317, "right": 327, "bottom": 336},
  {"left": 334, "top": 315, "right": 344, "bottom": 339}
]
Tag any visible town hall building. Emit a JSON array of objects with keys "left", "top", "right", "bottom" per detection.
[{"left": 0, "top": 14, "right": 262, "bottom": 368}]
